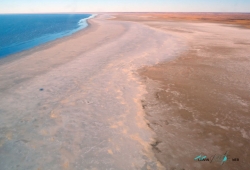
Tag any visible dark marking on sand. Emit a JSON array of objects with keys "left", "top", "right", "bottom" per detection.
[{"left": 151, "top": 140, "right": 162, "bottom": 153}]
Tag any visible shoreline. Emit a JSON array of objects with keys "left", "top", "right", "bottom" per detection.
[
  {"left": 1, "top": 13, "right": 250, "bottom": 169},
  {"left": 0, "top": 19, "right": 96, "bottom": 67},
  {"left": 0, "top": 14, "right": 180, "bottom": 169},
  {"left": 0, "top": 14, "right": 96, "bottom": 65}
]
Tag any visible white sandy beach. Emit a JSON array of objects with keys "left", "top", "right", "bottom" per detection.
[
  {"left": 0, "top": 13, "right": 250, "bottom": 170},
  {"left": 0, "top": 14, "right": 185, "bottom": 170}
]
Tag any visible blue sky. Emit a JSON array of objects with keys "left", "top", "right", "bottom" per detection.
[{"left": 0, "top": 0, "right": 249, "bottom": 13}]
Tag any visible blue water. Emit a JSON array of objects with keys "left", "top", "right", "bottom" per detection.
[{"left": 0, "top": 14, "right": 93, "bottom": 58}]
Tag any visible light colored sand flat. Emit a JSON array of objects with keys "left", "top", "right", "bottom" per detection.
[
  {"left": 130, "top": 16, "right": 250, "bottom": 170},
  {"left": 2, "top": 13, "right": 250, "bottom": 170},
  {"left": 0, "top": 14, "right": 185, "bottom": 170}
]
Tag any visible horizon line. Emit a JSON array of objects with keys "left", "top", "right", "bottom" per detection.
[{"left": 1, "top": 12, "right": 250, "bottom": 15}]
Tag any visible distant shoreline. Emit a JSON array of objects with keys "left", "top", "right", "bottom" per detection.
[
  {"left": 0, "top": 14, "right": 96, "bottom": 66},
  {"left": 0, "top": 14, "right": 95, "bottom": 59}
]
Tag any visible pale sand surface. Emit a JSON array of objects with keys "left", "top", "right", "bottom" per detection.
[
  {"left": 112, "top": 13, "right": 250, "bottom": 29},
  {"left": 0, "top": 14, "right": 185, "bottom": 169},
  {"left": 112, "top": 14, "right": 250, "bottom": 169},
  {"left": 1, "top": 13, "right": 250, "bottom": 170}
]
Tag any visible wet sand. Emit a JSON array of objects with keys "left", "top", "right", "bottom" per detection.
[{"left": 113, "top": 14, "right": 250, "bottom": 169}]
